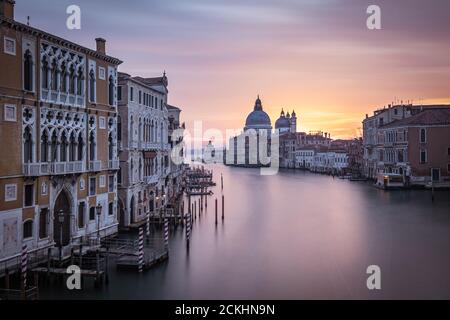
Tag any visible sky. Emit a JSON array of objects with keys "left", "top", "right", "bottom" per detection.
[{"left": 15, "top": 0, "right": 450, "bottom": 140}]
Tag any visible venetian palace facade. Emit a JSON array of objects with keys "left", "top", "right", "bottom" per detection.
[
  {"left": 0, "top": 0, "right": 122, "bottom": 261},
  {"left": 117, "top": 72, "right": 182, "bottom": 228}
]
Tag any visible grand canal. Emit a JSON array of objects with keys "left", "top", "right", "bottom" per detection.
[{"left": 41, "top": 164, "right": 450, "bottom": 299}]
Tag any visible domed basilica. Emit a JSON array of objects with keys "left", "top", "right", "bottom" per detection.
[
  {"left": 225, "top": 96, "right": 299, "bottom": 167},
  {"left": 244, "top": 95, "right": 272, "bottom": 131},
  {"left": 243, "top": 96, "right": 297, "bottom": 133}
]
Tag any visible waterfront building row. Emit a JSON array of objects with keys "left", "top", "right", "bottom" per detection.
[
  {"left": 362, "top": 104, "right": 450, "bottom": 188},
  {"left": 0, "top": 1, "right": 185, "bottom": 267}
]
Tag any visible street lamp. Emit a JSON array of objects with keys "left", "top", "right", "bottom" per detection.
[
  {"left": 58, "top": 209, "right": 64, "bottom": 262},
  {"left": 96, "top": 203, "right": 102, "bottom": 242}
]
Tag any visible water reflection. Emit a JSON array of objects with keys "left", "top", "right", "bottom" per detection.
[{"left": 41, "top": 164, "right": 450, "bottom": 299}]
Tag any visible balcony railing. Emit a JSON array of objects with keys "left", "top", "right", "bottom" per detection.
[
  {"left": 23, "top": 161, "right": 84, "bottom": 176},
  {"left": 139, "top": 142, "right": 161, "bottom": 150},
  {"left": 108, "top": 159, "right": 120, "bottom": 170},
  {"left": 41, "top": 88, "right": 85, "bottom": 108},
  {"left": 144, "top": 175, "right": 159, "bottom": 184},
  {"left": 89, "top": 160, "right": 102, "bottom": 172}
]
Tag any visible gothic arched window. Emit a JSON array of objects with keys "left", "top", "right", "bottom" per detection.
[
  {"left": 77, "top": 68, "right": 84, "bottom": 96},
  {"left": 130, "top": 161, "right": 134, "bottom": 182},
  {"left": 61, "top": 63, "right": 67, "bottom": 92},
  {"left": 89, "top": 69, "right": 95, "bottom": 102},
  {"left": 117, "top": 115, "right": 122, "bottom": 142},
  {"left": 42, "top": 58, "right": 49, "bottom": 89},
  {"left": 77, "top": 134, "right": 84, "bottom": 161},
  {"left": 60, "top": 131, "right": 68, "bottom": 162},
  {"left": 151, "top": 121, "right": 154, "bottom": 142},
  {"left": 108, "top": 133, "right": 113, "bottom": 161},
  {"left": 69, "top": 65, "right": 75, "bottom": 94},
  {"left": 51, "top": 60, "right": 58, "bottom": 91},
  {"left": 69, "top": 131, "right": 76, "bottom": 161},
  {"left": 41, "top": 130, "right": 49, "bottom": 162},
  {"left": 23, "top": 126, "right": 33, "bottom": 163},
  {"left": 108, "top": 75, "right": 114, "bottom": 106},
  {"left": 50, "top": 131, "right": 58, "bottom": 162},
  {"left": 89, "top": 131, "right": 96, "bottom": 161},
  {"left": 24, "top": 50, "right": 33, "bottom": 91},
  {"left": 130, "top": 116, "right": 134, "bottom": 141},
  {"left": 138, "top": 118, "right": 142, "bottom": 143}
]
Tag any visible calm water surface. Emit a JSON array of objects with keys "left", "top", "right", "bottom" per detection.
[{"left": 41, "top": 164, "right": 450, "bottom": 299}]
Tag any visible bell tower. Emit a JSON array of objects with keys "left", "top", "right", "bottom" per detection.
[{"left": 290, "top": 110, "right": 297, "bottom": 133}]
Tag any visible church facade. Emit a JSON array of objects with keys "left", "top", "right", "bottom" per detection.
[{"left": 226, "top": 96, "right": 278, "bottom": 167}]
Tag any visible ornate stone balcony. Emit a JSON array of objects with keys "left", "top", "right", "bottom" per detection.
[
  {"left": 88, "top": 160, "right": 102, "bottom": 172},
  {"left": 108, "top": 159, "right": 120, "bottom": 170},
  {"left": 23, "top": 161, "right": 85, "bottom": 176},
  {"left": 144, "top": 175, "right": 159, "bottom": 184}
]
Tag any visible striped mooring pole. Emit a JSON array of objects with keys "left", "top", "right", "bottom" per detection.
[
  {"left": 21, "top": 243, "right": 28, "bottom": 291},
  {"left": 185, "top": 213, "right": 191, "bottom": 245},
  {"left": 146, "top": 213, "right": 150, "bottom": 237},
  {"left": 164, "top": 218, "right": 169, "bottom": 250},
  {"left": 138, "top": 227, "right": 144, "bottom": 273}
]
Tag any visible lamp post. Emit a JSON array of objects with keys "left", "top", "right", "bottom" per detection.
[
  {"left": 96, "top": 203, "right": 102, "bottom": 242},
  {"left": 58, "top": 210, "right": 64, "bottom": 262}
]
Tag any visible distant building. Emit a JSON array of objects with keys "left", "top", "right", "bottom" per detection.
[
  {"left": 117, "top": 72, "right": 171, "bottom": 228},
  {"left": 295, "top": 148, "right": 315, "bottom": 169},
  {"left": 167, "top": 104, "right": 185, "bottom": 203},
  {"left": 377, "top": 108, "right": 450, "bottom": 188},
  {"left": 363, "top": 104, "right": 450, "bottom": 182},
  {"left": 226, "top": 96, "right": 272, "bottom": 167}
]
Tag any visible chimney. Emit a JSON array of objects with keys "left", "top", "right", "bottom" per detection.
[
  {"left": 95, "top": 38, "right": 106, "bottom": 55},
  {"left": 0, "top": 0, "right": 15, "bottom": 19}
]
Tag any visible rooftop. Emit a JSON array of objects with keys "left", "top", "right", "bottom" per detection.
[
  {"left": 380, "top": 108, "right": 450, "bottom": 129},
  {"left": 0, "top": 16, "right": 122, "bottom": 65}
]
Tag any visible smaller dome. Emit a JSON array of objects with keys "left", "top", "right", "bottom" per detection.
[{"left": 275, "top": 116, "right": 290, "bottom": 129}]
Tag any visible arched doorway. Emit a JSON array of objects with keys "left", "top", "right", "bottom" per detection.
[{"left": 54, "top": 190, "right": 71, "bottom": 247}]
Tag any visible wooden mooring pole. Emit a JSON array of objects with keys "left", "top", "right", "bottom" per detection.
[
  {"left": 215, "top": 198, "right": 218, "bottom": 225},
  {"left": 222, "top": 195, "right": 225, "bottom": 220}
]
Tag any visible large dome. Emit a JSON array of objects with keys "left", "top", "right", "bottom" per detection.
[
  {"left": 244, "top": 96, "right": 272, "bottom": 130},
  {"left": 246, "top": 110, "right": 271, "bottom": 127}
]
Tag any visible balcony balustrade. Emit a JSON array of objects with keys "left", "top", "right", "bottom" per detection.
[
  {"left": 144, "top": 175, "right": 159, "bottom": 184},
  {"left": 89, "top": 160, "right": 102, "bottom": 172},
  {"left": 23, "top": 161, "right": 85, "bottom": 176},
  {"left": 108, "top": 159, "right": 120, "bottom": 170},
  {"left": 41, "top": 88, "right": 85, "bottom": 108}
]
